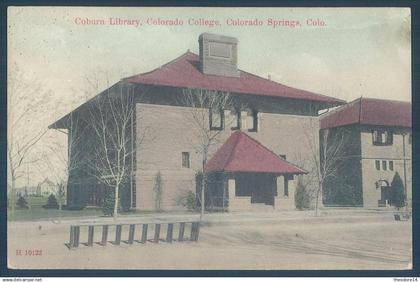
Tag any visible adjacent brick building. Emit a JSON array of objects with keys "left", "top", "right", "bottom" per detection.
[
  {"left": 320, "top": 97, "right": 412, "bottom": 208},
  {"left": 50, "top": 33, "right": 345, "bottom": 211}
]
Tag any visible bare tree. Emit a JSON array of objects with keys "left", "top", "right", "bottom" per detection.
[
  {"left": 179, "top": 89, "right": 233, "bottom": 220},
  {"left": 7, "top": 64, "right": 49, "bottom": 214},
  {"left": 303, "top": 119, "right": 346, "bottom": 216},
  {"left": 43, "top": 112, "right": 85, "bottom": 210},
  {"left": 86, "top": 82, "right": 136, "bottom": 219}
]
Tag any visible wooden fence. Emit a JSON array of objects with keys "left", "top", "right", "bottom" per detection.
[{"left": 67, "top": 221, "right": 200, "bottom": 249}]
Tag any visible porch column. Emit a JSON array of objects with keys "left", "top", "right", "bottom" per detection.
[
  {"left": 275, "top": 175, "right": 295, "bottom": 210},
  {"left": 228, "top": 178, "right": 235, "bottom": 212},
  {"left": 276, "top": 176, "right": 285, "bottom": 197}
]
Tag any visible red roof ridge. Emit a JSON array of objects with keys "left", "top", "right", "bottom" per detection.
[
  {"left": 319, "top": 98, "right": 358, "bottom": 119},
  {"left": 123, "top": 50, "right": 195, "bottom": 81},
  {"left": 239, "top": 69, "right": 346, "bottom": 104},
  {"left": 320, "top": 97, "right": 411, "bottom": 129},
  {"left": 237, "top": 132, "right": 307, "bottom": 173},
  {"left": 123, "top": 51, "right": 345, "bottom": 105},
  {"left": 206, "top": 131, "right": 307, "bottom": 174},
  {"left": 220, "top": 131, "right": 242, "bottom": 170}
]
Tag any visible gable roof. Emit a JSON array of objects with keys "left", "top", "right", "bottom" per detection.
[
  {"left": 124, "top": 51, "right": 345, "bottom": 106},
  {"left": 204, "top": 131, "right": 307, "bottom": 174},
  {"left": 320, "top": 97, "right": 412, "bottom": 129}
]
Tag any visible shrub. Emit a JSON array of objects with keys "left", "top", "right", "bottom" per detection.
[
  {"left": 179, "top": 191, "right": 197, "bottom": 211},
  {"left": 295, "top": 179, "right": 311, "bottom": 210},
  {"left": 186, "top": 191, "right": 197, "bottom": 211},
  {"left": 16, "top": 195, "right": 29, "bottom": 209},
  {"left": 43, "top": 194, "right": 59, "bottom": 209},
  {"left": 389, "top": 172, "right": 405, "bottom": 209},
  {"left": 153, "top": 171, "right": 163, "bottom": 211}
]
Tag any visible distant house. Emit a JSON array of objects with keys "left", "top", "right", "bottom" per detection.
[
  {"left": 15, "top": 186, "right": 38, "bottom": 196},
  {"left": 36, "top": 178, "right": 56, "bottom": 196},
  {"left": 50, "top": 33, "right": 345, "bottom": 211},
  {"left": 320, "top": 98, "right": 412, "bottom": 208}
]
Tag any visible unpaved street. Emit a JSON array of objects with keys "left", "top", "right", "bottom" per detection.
[{"left": 7, "top": 210, "right": 412, "bottom": 270}]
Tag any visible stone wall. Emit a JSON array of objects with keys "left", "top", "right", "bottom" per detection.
[
  {"left": 360, "top": 128, "right": 412, "bottom": 208},
  {"left": 135, "top": 102, "right": 320, "bottom": 211}
]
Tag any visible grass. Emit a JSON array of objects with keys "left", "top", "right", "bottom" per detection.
[
  {"left": 7, "top": 195, "right": 161, "bottom": 222},
  {"left": 8, "top": 196, "right": 103, "bottom": 221}
]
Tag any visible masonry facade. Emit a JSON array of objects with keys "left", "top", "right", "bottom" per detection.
[
  {"left": 50, "top": 33, "right": 345, "bottom": 211},
  {"left": 320, "top": 98, "right": 412, "bottom": 208},
  {"left": 135, "top": 100, "right": 318, "bottom": 211}
]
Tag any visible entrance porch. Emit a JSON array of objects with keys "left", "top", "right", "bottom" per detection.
[{"left": 204, "top": 131, "right": 306, "bottom": 212}]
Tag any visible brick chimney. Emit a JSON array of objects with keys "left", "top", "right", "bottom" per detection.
[{"left": 198, "top": 33, "right": 239, "bottom": 77}]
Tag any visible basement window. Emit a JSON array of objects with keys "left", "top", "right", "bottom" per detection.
[
  {"left": 372, "top": 130, "right": 393, "bottom": 146},
  {"left": 182, "top": 152, "right": 190, "bottom": 168},
  {"left": 209, "top": 108, "right": 224, "bottom": 131}
]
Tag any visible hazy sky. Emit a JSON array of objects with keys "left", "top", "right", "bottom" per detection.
[{"left": 8, "top": 7, "right": 411, "bottom": 186}]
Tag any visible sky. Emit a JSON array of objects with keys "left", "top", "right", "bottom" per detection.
[{"left": 7, "top": 7, "right": 411, "bottom": 186}]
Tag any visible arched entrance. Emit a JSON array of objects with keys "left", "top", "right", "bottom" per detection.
[{"left": 376, "top": 179, "right": 390, "bottom": 207}]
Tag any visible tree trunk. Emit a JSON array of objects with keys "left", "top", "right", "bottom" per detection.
[
  {"left": 200, "top": 173, "right": 206, "bottom": 221},
  {"left": 113, "top": 184, "right": 119, "bottom": 220},
  {"left": 10, "top": 175, "right": 16, "bottom": 216},
  {"left": 315, "top": 181, "right": 323, "bottom": 217}
]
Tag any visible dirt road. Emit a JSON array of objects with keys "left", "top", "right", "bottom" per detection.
[{"left": 7, "top": 211, "right": 412, "bottom": 270}]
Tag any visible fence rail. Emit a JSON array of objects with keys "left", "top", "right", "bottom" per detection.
[{"left": 67, "top": 221, "right": 200, "bottom": 249}]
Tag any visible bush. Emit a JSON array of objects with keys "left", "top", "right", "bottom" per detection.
[
  {"left": 153, "top": 171, "right": 164, "bottom": 211},
  {"left": 186, "top": 191, "right": 197, "bottom": 211},
  {"left": 16, "top": 195, "right": 29, "bottom": 209},
  {"left": 295, "top": 180, "right": 311, "bottom": 210},
  {"left": 389, "top": 172, "right": 405, "bottom": 209},
  {"left": 43, "top": 194, "right": 59, "bottom": 209},
  {"left": 177, "top": 191, "right": 197, "bottom": 211}
]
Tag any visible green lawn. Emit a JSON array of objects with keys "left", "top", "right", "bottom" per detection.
[{"left": 8, "top": 195, "right": 157, "bottom": 221}]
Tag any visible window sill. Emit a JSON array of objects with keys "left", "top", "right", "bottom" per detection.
[{"left": 372, "top": 143, "right": 393, "bottom": 146}]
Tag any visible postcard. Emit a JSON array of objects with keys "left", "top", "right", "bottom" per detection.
[{"left": 7, "top": 7, "right": 412, "bottom": 270}]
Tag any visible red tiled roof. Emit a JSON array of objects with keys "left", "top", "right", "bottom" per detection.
[
  {"left": 204, "top": 131, "right": 307, "bottom": 174},
  {"left": 124, "top": 51, "right": 345, "bottom": 106},
  {"left": 320, "top": 97, "right": 412, "bottom": 129}
]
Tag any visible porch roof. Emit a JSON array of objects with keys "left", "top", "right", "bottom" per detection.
[{"left": 204, "top": 131, "right": 307, "bottom": 175}]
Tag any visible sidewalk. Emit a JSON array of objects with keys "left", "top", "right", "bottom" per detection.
[{"left": 8, "top": 207, "right": 400, "bottom": 227}]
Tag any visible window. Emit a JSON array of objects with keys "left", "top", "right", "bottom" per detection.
[
  {"left": 372, "top": 130, "right": 393, "bottom": 145},
  {"left": 375, "top": 160, "right": 380, "bottom": 170},
  {"left": 181, "top": 152, "right": 190, "bottom": 168},
  {"left": 231, "top": 110, "right": 241, "bottom": 130},
  {"left": 209, "top": 108, "right": 224, "bottom": 130},
  {"left": 284, "top": 179, "right": 289, "bottom": 197},
  {"left": 382, "top": 160, "right": 387, "bottom": 171},
  {"left": 247, "top": 110, "right": 258, "bottom": 132},
  {"left": 409, "top": 133, "right": 412, "bottom": 145},
  {"left": 389, "top": 160, "right": 394, "bottom": 171}
]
